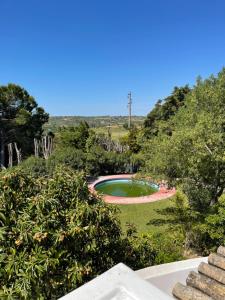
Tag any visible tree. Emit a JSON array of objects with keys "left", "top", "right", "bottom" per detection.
[
  {"left": 120, "top": 127, "right": 141, "bottom": 154},
  {"left": 142, "top": 69, "right": 225, "bottom": 211},
  {"left": 85, "top": 131, "right": 134, "bottom": 176},
  {"left": 144, "top": 85, "right": 191, "bottom": 137},
  {"left": 203, "top": 194, "right": 225, "bottom": 249},
  {"left": 0, "top": 84, "right": 48, "bottom": 167},
  {"left": 57, "top": 122, "right": 90, "bottom": 150}
]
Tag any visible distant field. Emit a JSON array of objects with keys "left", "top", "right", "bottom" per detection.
[
  {"left": 44, "top": 115, "right": 145, "bottom": 140},
  {"left": 44, "top": 116, "right": 145, "bottom": 131}
]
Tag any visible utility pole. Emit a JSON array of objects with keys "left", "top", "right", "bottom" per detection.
[
  {"left": 127, "top": 92, "right": 132, "bottom": 129},
  {"left": 107, "top": 117, "right": 112, "bottom": 139}
]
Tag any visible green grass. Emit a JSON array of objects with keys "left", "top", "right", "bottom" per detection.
[{"left": 116, "top": 198, "right": 174, "bottom": 235}]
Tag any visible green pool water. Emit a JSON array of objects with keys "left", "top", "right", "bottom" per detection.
[{"left": 95, "top": 179, "right": 158, "bottom": 197}]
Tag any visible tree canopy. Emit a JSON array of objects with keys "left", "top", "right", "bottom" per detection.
[
  {"left": 142, "top": 70, "right": 225, "bottom": 211},
  {"left": 144, "top": 85, "right": 191, "bottom": 137},
  {"left": 57, "top": 121, "right": 90, "bottom": 150},
  {"left": 0, "top": 84, "right": 48, "bottom": 167}
]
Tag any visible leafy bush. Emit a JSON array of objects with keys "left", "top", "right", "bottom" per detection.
[
  {"left": 189, "top": 194, "right": 225, "bottom": 254},
  {"left": 56, "top": 122, "right": 90, "bottom": 150},
  {"left": 19, "top": 144, "right": 137, "bottom": 178},
  {"left": 0, "top": 167, "right": 121, "bottom": 298},
  {"left": 18, "top": 156, "right": 48, "bottom": 177},
  {"left": 170, "top": 193, "right": 225, "bottom": 256},
  {"left": 119, "top": 127, "right": 141, "bottom": 153},
  {"left": 18, "top": 147, "right": 87, "bottom": 178},
  {"left": 85, "top": 146, "right": 131, "bottom": 176},
  {"left": 205, "top": 194, "right": 225, "bottom": 246},
  {"left": 48, "top": 147, "right": 86, "bottom": 173},
  {"left": 122, "top": 234, "right": 157, "bottom": 269},
  {"left": 150, "top": 232, "right": 184, "bottom": 264},
  {"left": 0, "top": 167, "right": 157, "bottom": 298}
]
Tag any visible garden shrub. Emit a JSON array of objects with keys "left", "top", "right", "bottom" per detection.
[
  {"left": 18, "top": 156, "right": 48, "bottom": 177},
  {"left": 86, "top": 146, "right": 133, "bottom": 176},
  {"left": 0, "top": 167, "right": 122, "bottom": 298},
  {"left": 0, "top": 166, "right": 157, "bottom": 299},
  {"left": 19, "top": 148, "right": 86, "bottom": 178},
  {"left": 188, "top": 194, "right": 225, "bottom": 255},
  {"left": 205, "top": 194, "right": 225, "bottom": 246},
  {"left": 57, "top": 122, "right": 90, "bottom": 150},
  {"left": 166, "top": 192, "right": 225, "bottom": 256},
  {"left": 48, "top": 147, "right": 86, "bottom": 173},
  {"left": 122, "top": 234, "right": 157, "bottom": 269},
  {"left": 150, "top": 232, "right": 184, "bottom": 264}
]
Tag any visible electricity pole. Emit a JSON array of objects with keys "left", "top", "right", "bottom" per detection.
[
  {"left": 107, "top": 117, "right": 112, "bottom": 139},
  {"left": 127, "top": 92, "right": 132, "bottom": 129}
]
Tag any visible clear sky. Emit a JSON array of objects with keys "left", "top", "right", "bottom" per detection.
[{"left": 0, "top": 0, "right": 225, "bottom": 116}]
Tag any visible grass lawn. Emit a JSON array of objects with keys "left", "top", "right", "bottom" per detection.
[{"left": 116, "top": 198, "right": 174, "bottom": 236}]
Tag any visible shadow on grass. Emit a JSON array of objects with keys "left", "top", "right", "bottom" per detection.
[{"left": 147, "top": 206, "right": 179, "bottom": 227}]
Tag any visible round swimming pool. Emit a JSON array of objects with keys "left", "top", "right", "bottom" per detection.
[{"left": 94, "top": 178, "right": 158, "bottom": 197}]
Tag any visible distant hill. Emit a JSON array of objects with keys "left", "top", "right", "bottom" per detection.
[{"left": 44, "top": 116, "right": 145, "bottom": 132}]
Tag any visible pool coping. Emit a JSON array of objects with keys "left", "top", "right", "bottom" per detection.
[{"left": 88, "top": 174, "right": 176, "bottom": 204}]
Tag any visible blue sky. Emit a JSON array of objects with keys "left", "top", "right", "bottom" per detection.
[{"left": 0, "top": 0, "right": 225, "bottom": 116}]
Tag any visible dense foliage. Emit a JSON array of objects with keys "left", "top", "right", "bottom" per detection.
[
  {"left": 144, "top": 85, "right": 191, "bottom": 137},
  {"left": 142, "top": 70, "right": 225, "bottom": 211},
  {"left": 57, "top": 122, "right": 90, "bottom": 150},
  {"left": 142, "top": 69, "right": 225, "bottom": 256},
  {"left": 0, "top": 167, "right": 157, "bottom": 298},
  {"left": 0, "top": 84, "right": 48, "bottom": 167},
  {"left": 50, "top": 124, "right": 140, "bottom": 177}
]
